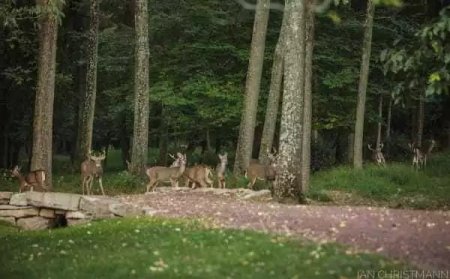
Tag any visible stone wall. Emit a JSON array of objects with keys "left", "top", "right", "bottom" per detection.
[{"left": 0, "top": 192, "right": 149, "bottom": 230}]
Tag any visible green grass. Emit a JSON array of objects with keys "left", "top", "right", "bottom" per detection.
[
  {"left": 0, "top": 218, "right": 405, "bottom": 279},
  {"left": 308, "top": 152, "right": 450, "bottom": 209}
]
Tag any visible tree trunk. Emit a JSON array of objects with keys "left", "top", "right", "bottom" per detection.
[
  {"left": 31, "top": 0, "right": 63, "bottom": 190},
  {"left": 300, "top": 0, "right": 315, "bottom": 193},
  {"left": 233, "top": 0, "right": 270, "bottom": 175},
  {"left": 130, "top": 0, "right": 150, "bottom": 174},
  {"left": 273, "top": 0, "right": 306, "bottom": 202},
  {"left": 258, "top": 8, "right": 288, "bottom": 164},
  {"left": 353, "top": 0, "right": 375, "bottom": 169},
  {"left": 75, "top": 0, "right": 99, "bottom": 166},
  {"left": 386, "top": 96, "right": 392, "bottom": 140},
  {"left": 416, "top": 92, "right": 425, "bottom": 147},
  {"left": 376, "top": 95, "right": 383, "bottom": 146}
]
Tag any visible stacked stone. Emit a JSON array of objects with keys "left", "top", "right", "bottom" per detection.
[{"left": 0, "top": 192, "right": 149, "bottom": 230}]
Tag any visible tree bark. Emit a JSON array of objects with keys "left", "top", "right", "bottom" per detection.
[
  {"left": 300, "top": 0, "right": 315, "bottom": 193},
  {"left": 258, "top": 8, "right": 288, "bottom": 164},
  {"left": 376, "top": 95, "right": 383, "bottom": 146},
  {"left": 273, "top": 0, "right": 306, "bottom": 202},
  {"left": 416, "top": 92, "right": 425, "bottom": 147},
  {"left": 75, "top": 0, "right": 99, "bottom": 166},
  {"left": 31, "top": 0, "right": 63, "bottom": 190},
  {"left": 353, "top": 0, "right": 375, "bottom": 169},
  {"left": 130, "top": 0, "right": 150, "bottom": 174},
  {"left": 233, "top": 0, "right": 270, "bottom": 175},
  {"left": 386, "top": 96, "right": 392, "bottom": 140}
]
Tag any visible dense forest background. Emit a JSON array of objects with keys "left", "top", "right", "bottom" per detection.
[{"left": 0, "top": 0, "right": 449, "bottom": 173}]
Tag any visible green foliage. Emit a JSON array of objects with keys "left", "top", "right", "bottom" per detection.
[
  {"left": 0, "top": 218, "right": 405, "bottom": 278},
  {"left": 381, "top": 7, "right": 450, "bottom": 97},
  {"left": 308, "top": 152, "right": 450, "bottom": 209}
]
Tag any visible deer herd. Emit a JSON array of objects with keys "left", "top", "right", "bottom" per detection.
[{"left": 9, "top": 139, "right": 436, "bottom": 195}]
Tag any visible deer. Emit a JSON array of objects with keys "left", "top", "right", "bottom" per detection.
[
  {"left": 215, "top": 153, "right": 228, "bottom": 188},
  {"left": 408, "top": 140, "right": 435, "bottom": 170},
  {"left": 10, "top": 166, "right": 48, "bottom": 192},
  {"left": 245, "top": 150, "right": 278, "bottom": 190},
  {"left": 183, "top": 165, "right": 214, "bottom": 189},
  {"left": 81, "top": 150, "right": 106, "bottom": 195},
  {"left": 145, "top": 153, "right": 187, "bottom": 192},
  {"left": 367, "top": 143, "right": 386, "bottom": 166}
]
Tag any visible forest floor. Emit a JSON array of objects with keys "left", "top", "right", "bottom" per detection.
[{"left": 119, "top": 188, "right": 450, "bottom": 272}]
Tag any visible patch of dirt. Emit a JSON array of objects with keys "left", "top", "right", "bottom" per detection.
[{"left": 119, "top": 188, "right": 450, "bottom": 271}]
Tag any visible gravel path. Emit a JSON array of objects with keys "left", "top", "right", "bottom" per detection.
[{"left": 119, "top": 189, "right": 450, "bottom": 271}]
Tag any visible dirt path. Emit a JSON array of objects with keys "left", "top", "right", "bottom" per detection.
[{"left": 119, "top": 189, "right": 450, "bottom": 271}]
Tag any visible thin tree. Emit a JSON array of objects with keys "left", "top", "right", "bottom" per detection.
[
  {"left": 75, "top": 0, "right": 100, "bottom": 166},
  {"left": 273, "top": 0, "right": 306, "bottom": 202},
  {"left": 385, "top": 96, "right": 392, "bottom": 140},
  {"left": 353, "top": 0, "right": 375, "bottom": 169},
  {"left": 130, "top": 0, "right": 150, "bottom": 174},
  {"left": 30, "top": 0, "right": 64, "bottom": 190},
  {"left": 258, "top": 8, "right": 288, "bottom": 164},
  {"left": 416, "top": 92, "right": 425, "bottom": 147},
  {"left": 233, "top": 0, "right": 270, "bottom": 174},
  {"left": 300, "top": 0, "right": 316, "bottom": 193},
  {"left": 376, "top": 95, "right": 383, "bottom": 147}
]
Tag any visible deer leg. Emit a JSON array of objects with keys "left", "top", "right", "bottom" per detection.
[
  {"left": 98, "top": 177, "right": 105, "bottom": 196},
  {"left": 146, "top": 179, "right": 155, "bottom": 193},
  {"left": 88, "top": 176, "right": 94, "bottom": 195}
]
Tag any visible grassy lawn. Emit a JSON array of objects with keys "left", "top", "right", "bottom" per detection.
[
  {"left": 307, "top": 152, "right": 450, "bottom": 209},
  {"left": 0, "top": 218, "right": 405, "bottom": 279}
]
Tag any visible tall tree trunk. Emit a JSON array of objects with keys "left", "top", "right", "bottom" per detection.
[
  {"left": 31, "top": 0, "right": 63, "bottom": 190},
  {"left": 353, "top": 0, "right": 375, "bottom": 169},
  {"left": 273, "top": 0, "right": 306, "bottom": 202},
  {"left": 233, "top": 0, "right": 270, "bottom": 174},
  {"left": 416, "top": 92, "right": 425, "bottom": 147},
  {"left": 376, "top": 95, "right": 383, "bottom": 146},
  {"left": 300, "top": 0, "right": 315, "bottom": 193},
  {"left": 75, "top": 0, "right": 99, "bottom": 166},
  {"left": 130, "top": 0, "right": 150, "bottom": 174},
  {"left": 258, "top": 8, "right": 288, "bottom": 164},
  {"left": 386, "top": 96, "right": 392, "bottom": 140}
]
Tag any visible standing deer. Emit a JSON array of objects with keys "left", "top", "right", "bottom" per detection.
[
  {"left": 10, "top": 166, "right": 48, "bottom": 192},
  {"left": 81, "top": 150, "right": 106, "bottom": 195},
  {"left": 408, "top": 140, "right": 435, "bottom": 170},
  {"left": 216, "top": 153, "right": 228, "bottom": 188},
  {"left": 183, "top": 165, "right": 213, "bottom": 189},
  {"left": 145, "top": 153, "right": 186, "bottom": 192},
  {"left": 245, "top": 150, "right": 278, "bottom": 190},
  {"left": 367, "top": 143, "right": 386, "bottom": 166}
]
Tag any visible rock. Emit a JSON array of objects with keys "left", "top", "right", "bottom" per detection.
[
  {"left": 109, "top": 203, "right": 144, "bottom": 217},
  {"left": 16, "top": 217, "right": 50, "bottom": 230},
  {"left": 39, "top": 208, "right": 55, "bottom": 218},
  {"left": 65, "top": 211, "right": 90, "bottom": 219},
  {"left": 27, "top": 192, "right": 82, "bottom": 211},
  {"left": 0, "top": 200, "right": 9, "bottom": 205},
  {"left": 9, "top": 193, "right": 28, "bottom": 206},
  {"left": 66, "top": 218, "right": 90, "bottom": 226},
  {"left": 0, "top": 192, "right": 13, "bottom": 200},
  {"left": 0, "top": 216, "right": 16, "bottom": 225},
  {"left": 241, "top": 190, "right": 272, "bottom": 201},
  {"left": 0, "top": 205, "right": 39, "bottom": 218},
  {"left": 79, "top": 196, "right": 117, "bottom": 218}
]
